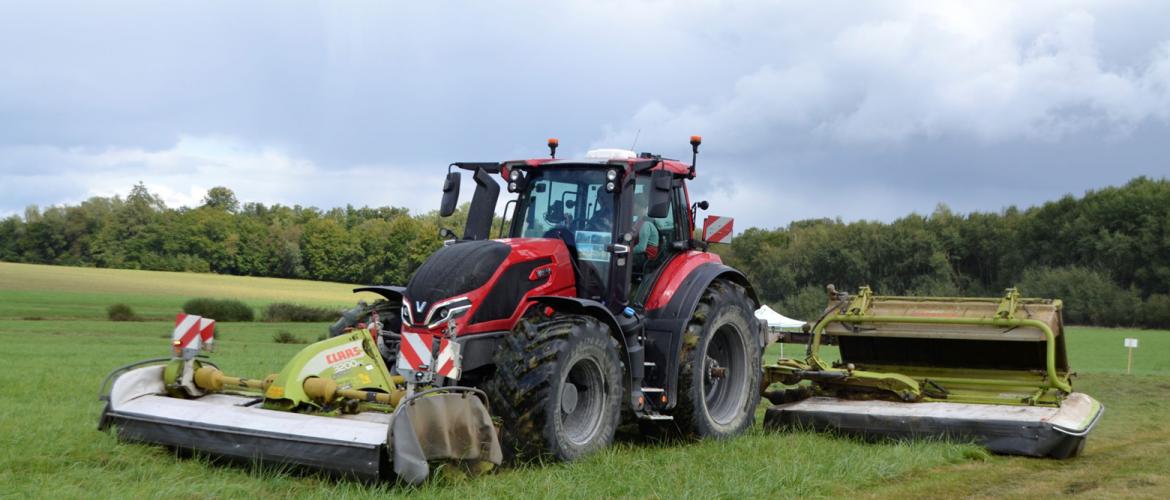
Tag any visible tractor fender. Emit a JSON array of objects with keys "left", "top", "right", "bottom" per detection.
[
  {"left": 643, "top": 263, "right": 761, "bottom": 409},
  {"left": 339, "top": 286, "right": 406, "bottom": 337},
  {"left": 352, "top": 285, "right": 406, "bottom": 303},
  {"left": 527, "top": 295, "right": 633, "bottom": 397}
]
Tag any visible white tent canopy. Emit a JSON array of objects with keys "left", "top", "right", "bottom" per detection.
[{"left": 755, "top": 305, "right": 805, "bottom": 330}]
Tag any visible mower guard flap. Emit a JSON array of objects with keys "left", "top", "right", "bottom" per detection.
[
  {"left": 99, "top": 365, "right": 501, "bottom": 483},
  {"left": 391, "top": 389, "right": 503, "bottom": 483}
]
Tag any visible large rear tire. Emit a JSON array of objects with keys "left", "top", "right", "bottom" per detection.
[
  {"left": 485, "top": 313, "right": 623, "bottom": 462},
  {"left": 672, "top": 280, "right": 762, "bottom": 438}
]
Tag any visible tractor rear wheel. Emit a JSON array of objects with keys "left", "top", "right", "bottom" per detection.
[
  {"left": 485, "top": 313, "right": 623, "bottom": 462},
  {"left": 673, "top": 280, "right": 762, "bottom": 438}
]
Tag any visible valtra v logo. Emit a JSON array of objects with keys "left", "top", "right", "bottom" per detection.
[
  {"left": 325, "top": 346, "right": 363, "bottom": 365},
  {"left": 415, "top": 301, "right": 427, "bottom": 313}
]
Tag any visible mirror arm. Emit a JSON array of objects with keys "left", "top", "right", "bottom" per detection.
[{"left": 498, "top": 199, "right": 517, "bottom": 238}]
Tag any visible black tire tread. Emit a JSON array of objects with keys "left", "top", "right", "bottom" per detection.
[
  {"left": 671, "top": 279, "right": 762, "bottom": 438},
  {"left": 484, "top": 313, "right": 619, "bottom": 462}
]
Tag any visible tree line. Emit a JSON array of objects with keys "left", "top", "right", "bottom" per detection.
[
  {"left": 1, "top": 177, "right": 1168, "bottom": 328},
  {"left": 723, "top": 176, "right": 1170, "bottom": 328},
  {"left": 0, "top": 184, "right": 466, "bottom": 286}
]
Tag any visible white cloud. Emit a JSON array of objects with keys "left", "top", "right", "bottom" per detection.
[
  {"left": 581, "top": 2, "right": 1170, "bottom": 228},
  {"left": 599, "top": 5, "right": 1170, "bottom": 151},
  {"left": 0, "top": 136, "right": 445, "bottom": 216}
]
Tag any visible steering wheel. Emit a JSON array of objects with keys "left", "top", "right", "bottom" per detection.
[{"left": 544, "top": 200, "right": 566, "bottom": 225}]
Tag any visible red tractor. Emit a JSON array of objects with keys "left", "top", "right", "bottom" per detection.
[
  {"left": 99, "top": 137, "right": 766, "bottom": 480},
  {"left": 361, "top": 137, "right": 765, "bottom": 460}
]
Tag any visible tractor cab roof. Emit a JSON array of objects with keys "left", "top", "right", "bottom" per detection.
[
  {"left": 451, "top": 138, "right": 702, "bottom": 179},
  {"left": 495, "top": 155, "right": 692, "bottom": 179}
]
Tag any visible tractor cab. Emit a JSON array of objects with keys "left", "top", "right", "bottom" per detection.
[
  {"left": 440, "top": 139, "right": 702, "bottom": 315},
  {"left": 505, "top": 154, "right": 688, "bottom": 305}
]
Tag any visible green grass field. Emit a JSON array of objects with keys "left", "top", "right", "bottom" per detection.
[{"left": 1, "top": 263, "right": 1167, "bottom": 498}]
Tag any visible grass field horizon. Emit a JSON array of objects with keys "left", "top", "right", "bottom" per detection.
[
  {"left": 0, "top": 262, "right": 359, "bottom": 320},
  {"left": 1, "top": 262, "right": 1168, "bottom": 497}
]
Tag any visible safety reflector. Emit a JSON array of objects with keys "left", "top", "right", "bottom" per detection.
[
  {"left": 172, "top": 313, "right": 203, "bottom": 352},
  {"left": 172, "top": 313, "right": 217, "bottom": 355},
  {"left": 398, "top": 331, "right": 434, "bottom": 375},
  {"left": 397, "top": 332, "right": 462, "bottom": 381},
  {"left": 199, "top": 317, "right": 216, "bottom": 347},
  {"left": 703, "top": 215, "right": 734, "bottom": 244},
  {"left": 435, "top": 338, "right": 462, "bottom": 380}
]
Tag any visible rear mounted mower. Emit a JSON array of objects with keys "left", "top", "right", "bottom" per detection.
[{"left": 763, "top": 287, "right": 1103, "bottom": 458}]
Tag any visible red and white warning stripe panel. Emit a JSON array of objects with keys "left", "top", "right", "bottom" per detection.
[
  {"left": 434, "top": 338, "right": 462, "bottom": 380},
  {"left": 172, "top": 313, "right": 215, "bottom": 353},
  {"left": 397, "top": 332, "right": 463, "bottom": 381},
  {"left": 397, "top": 331, "right": 434, "bottom": 375},
  {"left": 703, "top": 215, "right": 735, "bottom": 244},
  {"left": 199, "top": 317, "right": 216, "bottom": 348}
]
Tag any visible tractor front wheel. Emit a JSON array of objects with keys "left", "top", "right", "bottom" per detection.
[
  {"left": 673, "top": 280, "right": 762, "bottom": 438},
  {"left": 485, "top": 313, "right": 623, "bottom": 462}
]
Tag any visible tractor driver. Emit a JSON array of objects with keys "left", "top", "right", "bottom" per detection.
[
  {"left": 584, "top": 190, "right": 660, "bottom": 262},
  {"left": 584, "top": 190, "right": 613, "bottom": 232},
  {"left": 631, "top": 194, "right": 661, "bottom": 262}
]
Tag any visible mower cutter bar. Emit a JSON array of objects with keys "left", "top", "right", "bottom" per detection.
[
  {"left": 99, "top": 363, "right": 502, "bottom": 483},
  {"left": 99, "top": 364, "right": 391, "bottom": 480},
  {"left": 764, "top": 393, "right": 1103, "bottom": 459}
]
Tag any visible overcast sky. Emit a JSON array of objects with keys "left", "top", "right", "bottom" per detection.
[{"left": 2, "top": 1, "right": 1168, "bottom": 229}]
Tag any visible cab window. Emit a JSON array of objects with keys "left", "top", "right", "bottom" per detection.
[
  {"left": 512, "top": 168, "right": 612, "bottom": 293},
  {"left": 631, "top": 174, "right": 680, "bottom": 291}
]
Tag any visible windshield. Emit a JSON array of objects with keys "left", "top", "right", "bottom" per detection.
[{"left": 511, "top": 168, "right": 613, "bottom": 290}]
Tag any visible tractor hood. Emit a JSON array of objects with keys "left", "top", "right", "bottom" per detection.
[
  {"left": 402, "top": 238, "right": 575, "bottom": 335},
  {"left": 405, "top": 240, "right": 511, "bottom": 317}
]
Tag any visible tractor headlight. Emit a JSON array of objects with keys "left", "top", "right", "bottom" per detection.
[
  {"left": 508, "top": 181, "right": 519, "bottom": 192},
  {"left": 606, "top": 169, "right": 619, "bottom": 181},
  {"left": 605, "top": 181, "right": 616, "bottom": 192},
  {"left": 509, "top": 169, "right": 523, "bottom": 182},
  {"left": 424, "top": 298, "right": 472, "bottom": 328},
  {"left": 450, "top": 306, "right": 469, "bottom": 320}
]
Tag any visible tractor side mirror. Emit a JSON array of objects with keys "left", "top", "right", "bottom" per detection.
[
  {"left": 440, "top": 171, "right": 461, "bottom": 217},
  {"left": 648, "top": 170, "right": 671, "bottom": 219}
]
